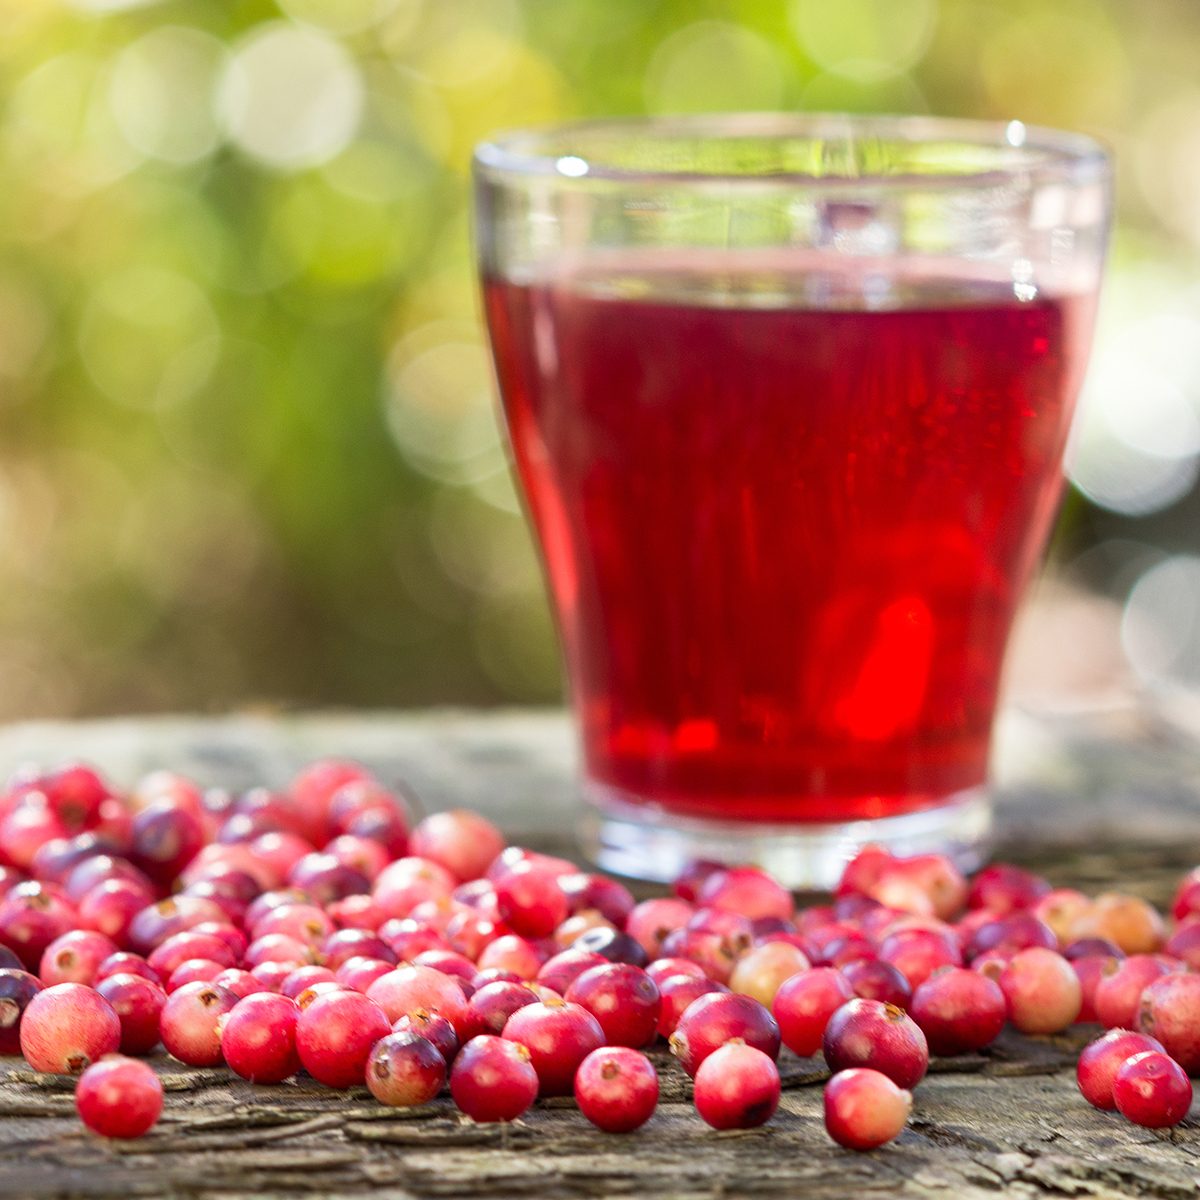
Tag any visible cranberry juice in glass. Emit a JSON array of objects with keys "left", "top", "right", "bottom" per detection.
[{"left": 475, "top": 117, "right": 1111, "bottom": 886}]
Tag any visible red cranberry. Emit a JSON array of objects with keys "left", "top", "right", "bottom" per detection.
[
  {"left": 75, "top": 1055, "right": 163, "bottom": 1139},
  {"left": 367, "top": 965, "right": 469, "bottom": 1037},
  {"left": 64, "top": 856, "right": 150, "bottom": 904},
  {"left": 96, "top": 973, "right": 166, "bottom": 1055},
  {"left": 1032, "top": 888, "right": 1092, "bottom": 944},
  {"left": 1172, "top": 867, "right": 1200, "bottom": 922},
  {"left": 0, "top": 969, "right": 42, "bottom": 1053},
  {"left": 773, "top": 967, "right": 855, "bottom": 1057},
  {"left": 408, "top": 810, "right": 504, "bottom": 883},
  {"left": 250, "top": 961, "right": 297, "bottom": 993},
  {"left": 494, "top": 863, "right": 569, "bottom": 940},
  {"left": 575, "top": 1046, "right": 658, "bottom": 1133},
  {"left": 39, "top": 930, "right": 118, "bottom": 987},
  {"left": 295, "top": 981, "right": 345, "bottom": 1007},
  {"left": 626, "top": 898, "right": 695, "bottom": 959},
  {"left": 466, "top": 981, "right": 539, "bottom": 1039},
  {"left": 159, "top": 981, "right": 238, "bottom": 1066},
  {"left": 699, "top": 867, "right": 794, "bottom": 922},
  {"left": 476, "top": 935, "right": 543, "bottom": 980},
  {"left": 182, "top": 883, "right": 249, "bottom": 926},
  {"left": 367, "top": 1029, "right": 445, "bottom": 1106},
  {"left": 1136, "top": 973, "right": 1200, "bottom": 1073},
  {"left": 565, "top": 963, "right": 661, "bottom": 1048},
  {"left": 335, "top": 957, "right": 394, "bottom": 993},
  {"left": 537, "top": 949, "right": 608, "bottom": 996},
  {"left": 393, "top": 1009, "right": 459, "bottom": 1064},
  {"left": 345, "top": 807, "right": 409, "bottom": 859},
  {"left": 1073, "top": 953, "right": 1119, "bottom": 1023},
  {"left": 95, "top": 952, "right": 159, "bottom": 985},
  {"left": 252, "top": 902, "right": 332, "bottom": 947},
  {"left": 167, "top": 959, "right": 228, "bottom": 991},
  {"left": 965, "top": 912, "right": 1057, "bottom": 962},
  {"left": 1063, "top": 937, "right": 1124, "bottom": 961},
  {"left": 0, "top": 798, "right": 68, "bottom": 868},
  {"left": 78, "top": 879, "right": 155, "bottom": 945},
  {"left": 221, "top": 992, "right": 302, "bottom": 1083},
  {"left": 487, "top": 846, "right": 577, "bottom": 882},
  {"left": 296, "top": 989, "right": 391, "bottom": 1087},
  {"left": 967, "top": 864, "right": 1050, "bottom": 915},
  {"left": 693, "top": 1042, "right": 780, "bottom": 1130},
  {"left": 324, "top": 834, "right": 389, "bottom": 882},
  {"left": 327, "top": 778, "right": 406, "bottom": 837},
  {"left": 20, "top": 983, "right": 120, "bottom": 1074},
  {"left": 823, "top": 999, "right": 928, "bottom": 1089},
  {"left": 245, "top": 934, "right": 312, "bottom": 968},
  {"left": 874, "top": 855, "right": 967, "bottom": 921},
  {"left": 1077, "top": 1029, "right": 1166, "bottom": 1110},
  {"left": 998, "top": 948, "right": 1081, "bottom": 1034},
  {"left": 128, "top": 896, "right": 227, "bottom": 955},
  {"left": 1165, "top": 922, "right": 1200, "bottom": 971},
  {"left": 673, "top": 859, "right": 722, "bottom": 903},
  {"left": 449, "top": 1035, "right": 538, "bottom": 1122},
  {"left": 0, "top": 883, "right": 78, "bottom": 971},
  {"left": 840, "top": 959, "right": 912, "bottom": 1009},
  {"left": 290, "top": 760, "right": 374, "bottom": 834},
  {"left": 824, "top": 1068, "right": 912, "bottom": 1150},
  {"left": 42, "top": 765, "right": 111, "bottom": 830},
  {"left": 501, "top": 998, "right": 604, "bottom": 1096},
  {"left": 1093, "top": 954, "right": 1174, "bottom": 1030},
  {"left": 658, "top": 929, "right": 738, "bottom": 984},
  {"left": 214, "top": 969, "right": 267, "bottom": 999},
  {"left": 243, "top": 889, "right": 310, "bottom": 932},
  {"left": 729, "top": 942, "right": 811, "bottom": 1007},
  {"left": 148, "top": 932, "right": 236, "bottom": 980},
  {"left": 669, "top": 992, "right": 780, "bottom": 1077},
  {"left": 382, "top": 918, "right": 450, "bottom": 962},
  {"left": 646, "top": 957, "right": 706, "bottom": 988},
  {"left": 373, "top": 857, "right": 455, "bottom": 920},
  {"left": 281, "top": 966, "right": 338, "bottom": 1001},
  {"left": 327, "top": 894, "right": 387, "bottom": 932},
  {"left": 287, "top": 854, "right": 371, "bottom": 907},
  {"left": 657, "top": 974, "right": 727, "bottom": 1039},
  {"left": 816, "top": 931, "right": 876, "bottom": 968},
  {"left": 910, "top": 967, "right": 1005, "bottom": 1055},
  {"left": 445, "top": 911, "right": 504, "bottom": 959},
  {"left": 131, "top": 801, "right": 205, "bottom": 885},
  {"left": 321, "top": 929, "right": 395, "bottom": 970},
  {"left": 559, "top": 873, "right": 635, "bottom": 928},
  {"left": 879, "top": 928, "right": 961, "bottom": 990},
  {"left": 1113, "top": 1051, "right": 1192, "bottom": 1128}
]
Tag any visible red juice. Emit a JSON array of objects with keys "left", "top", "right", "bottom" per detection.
[{"left": 484, "top": 261, "right": 1093, "bottom": 824}]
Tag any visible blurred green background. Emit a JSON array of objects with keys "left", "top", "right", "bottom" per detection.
[{"left": 1, "top": 0, "right": 1198, "bottom": 718}]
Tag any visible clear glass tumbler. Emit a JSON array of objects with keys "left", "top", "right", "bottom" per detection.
[{"left": 474, "top": 114, "right": 1111, "bottom": 887}]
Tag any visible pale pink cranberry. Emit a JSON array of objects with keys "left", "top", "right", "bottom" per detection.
[
  {"left": 1093, "top": 954, "right": 1176, "bottom": 1030},
  {"left": 501, "top": 998, "right": 604, "bottom": 1096},
  {"left": 998, "top": 948, "right": 1081, "bottom": 1034},
  {"left": 324, "top": 835, "right": 389, "bottom": 882},
  {"left": 408, "top": 810, "right": 504, "bottom": 883},
  {"left": 1032, "top": 888, "right": 1092, "bottom": 944},
  {"left": 625, "top": 898, "right": 695, "bottom": 960},
  {"left": 477, "top": 934, "right": 543, "bottom": 980},
  {"left": 840, "top": 959, "right": 911, "bottom": 1009},
  {"left": 728, "top": 942, "right": 810, "bottom": 1007},
  {"left": 159, "top": 981, "right": 238, "bottom": 1066},
  {"left": 251, "top": 902, "right": 332, "bottom": 948},
  {"left": 870, "top": 854, "right": 967, "bottom": 921},
  {"left": 449, "top": 1035, "right": 538, "bottom": 1122},
  {"left": 411, "top": 950, "right": 477, "bottom": 987},
  {"left": 575, "top": 1046, "right": 658, "bottom": 1133},
  {"left": 773, "top": 967, "right": 854, "bottom": 1058},
  {"left": 1077, "top": 1028, "right": 1166, "bottom": 1110},
  {"left": 1113, "top": 1051, "right": 1193, "bottom": 1128},
  {"left": 698, "top": 867, "right": 794, "bottom": 922},
  {"left": 75, "top": 1056, "right": 163, "bottom": 1139},
  {"left": 367, "top": 964, "right": 469, "bottom": 1037},
  {"left": 296, "top": 989, "right": 391, "bottom": 1087},
  {"left": 213, "top": 969, "right": 266, "bottom": 999},
  {"left": 693, "top": 1042, "right": 780, "bottom": 1130},
  {"left": 669, "top": 992, "right": 780, "bottom": 1077},
  {"left": 39, "top": 930, "right": 118, "bottom": 987},
  {"left": 20, "top": 983, "right": 120, "bottom": 1074},
  {"left": 244, "top": 934, "right": 312, "bottom": 969},
  {"left": 373, "top": 857, "right": 456, "bottom": 921},
  {"left": 824, "top": 1068, "right": 912, "bottom": 1150},
  {"left": 167, "top": 959, "right": 228, "bottom": 991},
  {"left": 910, "top": 967, "right": 1005, "bottom": 1055},
  {"left": 823, "top": 999, "right": 928, "bottom": 1089},
  {"left": 327, "top": 894, "right": 388, "bottom": 932}
]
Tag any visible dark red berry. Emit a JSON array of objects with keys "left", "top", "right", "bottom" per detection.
[
  {"left": 669, "top": 992, "right": 780, "bottom": 1077},
  {"left": 393, "top": 1009, "right": 459, "bottom": 1064},
  {"left": 0, "top": 969, "right": 41, "bottom": 1054},
  {"left": 1077, "top": 1029, "right": 1166, "bottom": 1110},
  {"left": 1113, "top": 1051, "right": 1192, "bottom": 1128},
  {"left": 575, "top": 1046, "right": 658, "bottom": 1133},
  {"left": 656, "top": 974, "right": 727, "bottom": 1039},
  {"left": 910, "top": 967, "right": 1005, "bottom": 1055},
  {"left": 823, "top": 999, "right": 928, "bottom": 1089},
  {"left": 450, "top": 1035, "right": 538, "bottom": 1122},
  {"left": 773, "top": 967, "right": 855, "bottom": 1057},
  {"left": 840, "top": 958, "right": 912, "bottom": 1009},
  {"left": 501, "top": 998, "right": 604, "bottom": 1096},
  {"left": 221, "top": 993, "right": 302, "bottom": 1083},
  {"left": 296, "top": 989, "right": 391, "bottom": 1088},
  {"left": 565, "top": 964, "right": 660, "bottom": 1048},
  {"left": 366, "top": 1030, "right": 446, "bottom": 1106},
  {"left": 75, "top": 1056, "right": 163, "bottom": 1139},
  {"left": 96, "top": 973, "right": 167, "bottom": 1055}
]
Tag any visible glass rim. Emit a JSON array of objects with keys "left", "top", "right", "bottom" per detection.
[{"left": 473, "top": 112, "right": 1110, "bottom": 190}]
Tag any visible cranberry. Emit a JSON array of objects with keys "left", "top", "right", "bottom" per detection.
[
  {"left": 131, "top": 801, "right": 205, "bottom": 885},
  {"left": 450, "top": 1035, "right": 538, "bottom": 1122},
  {"left": 1032, "top": 888, "right": 1092, "bottom": 944},
  {"left": 1063, "top": 937, "right": 1124, "bottom": 961},
  {"left": 96, "top": 973, "right": 166, "bottom": 1055},
  {"left": 1136, "top": 973, "right": 1200, "bottom": 1073},
  {"left": 0, "top": 969, "right": 41, "bottom": 1053},
  {"left": 815, "top": 931, "right": 876, "bottom": 968},
  {"left": 366, "top": 1029, "right": 446, "bottom": 1106},
  {"left": 0, "top": 883, "right": 78, "bottom": 971},
  {"left": 345, "top": 807, "right": 409, "bottom": 859},
  {"left": 537, "top": 949, "right": 609, "bottom": 997},
  {"left": 1093, "top": 954, "right": 1174, "bottom": 1030},
  {"left": 95, "top": 952, "right": 160, "bottom": 985},
  {"left": 657, "top": 974, "right": 727, "bottom": 1039},
  {"left": 321, "top": 929, "right": 395, "bottom": 970},
  {"left": 910, "top": 967, "right": 1005, "bottom": 1055},
  {"left": 39, "top": 930, "right": 118, "bottom": 987},
  {"left": 879, "top": 928, "right": 961, "bottom": 990},
  {"left": 221, "top": 992, "right": 302, "bottom": 1083},
  {"left": 575, "top": 1046, "right": 658, "bottom": 1133},
  {"left": 823, "top": 999, "right": 928, "bottom": 1089},
  {"left": 1077, "top": 1028, "right": 1166, "bottom": 1110},
  {"left": 64, "top": 856, "right": 150, "bottom": 904},
  {"left": 1072, "top": 953, "right": 1119, "bottom": 1023},
  {"left": 335, "top": 957, "right": 394, "bottom": 993},
  {"left": 693, "top": 1041, "right": 780, "bottom": 1130},
  {"left": 874, "top": 855, "right": 967, "bottom": 921},
  {"left": 287, "top": 854, "right": 370, "bottom": 907},
  {"left": 250, "top": 961, "right": 298, "bottom": 993},
  {"left": 493, "top": 863, "right": 569, "bottom": 940},
  {"left": 1165, "top": 923, "right": 1200, "bottom": 970},
  {"left": 466, "top": 980, "right": 539, "bottom": 1039},
  {"left": 75, "top": 1055, "right": 163, "bottom": 1139},
  {"left": 327, "top": 778, "right": 406, "bottom": 834},
  {"left": 243, "top": 889, "right": 310, "bottom": 932},
  {"left": 673, "top": 859, "right": 722, "bottom": 903},
  {"left": 559, "top": 873, "right": 635, "bottom": 928},
  {"left": 214, "top": 969, "right": 266, "bottom": 999},
  {"left": 729, "top": 942, "right": 810, "bottom": 1006},
  {"left": 252, "top": 902, "right": 332, "bottom": 947},
  {"left": 1113, "top": 1051, "right": 1193, "bottom": 1128},
  {"left": 502, "top": 998, "right": 604, "bottom": 1096},
  {"left": 245, "top": 934, "right": 312, "bottom": 969},
  {"left": 824, "top": 1067, "right": 912, "bottom": 1150},
  {"left": 290, "top": 759, "right": 374, "bottom": 833},
  {"left": 571, "top": 927, "right": 647, "bottom": 968},
  {"left": 407, "top": 810, "right": 504, "bottom": 883},
  {"left": 645, "top": 957, "right": 706, "bottom": 988},
  {"left": 565, "top": 963, "right": 660, "bottom": 1048},
  {"left": 476, "top": 935, "right": 543, "bottom": 980},
  {"left": 773, "top": 967, "right": 855, "bottom": 1057},
  {"left": 626, "top": 898, "right": 695, "bottom": 959},
  {"left": 373, "top": 857, "right": 456, "bottom": 921},
  {"left": 698, "top": 866, "right": 794, "bottom": 922},
  {"left": 0, "top": 798, "right": 68, "bottom": 868},
  {"left": 555, "top": 912, "right": 615, "bottom": 949},
  {"left": 295, "top": 981, "right": 346, "bottom": 1007},
  {"left": 967, "top": 864, "right": 1050, "bottom": 915},
  {"left": 998, "top": 947, "right": 1081, "bottom": 1034},
  {"left": 1173, "top": 867, "right": 1200, "bottom": 922},
  {"left": 281, "top": 966, "right": 338, "bottom": 1001},
  {"left": 167, "top": 959, "right": 227, "bottom": 991},
  {"left": 78, "top": 879, "right": 155, "bottom": 945},
  {"left": 148, "top": 932, "right": 236, "bottom": 980},
  {"left": 840, "top": 958, "right": 911, "bottom": 1009},
  {"left": 382, "top": 919, "right": 451, "bottom": 962},
  {"left": 159, "top": 981, "right": 238, "bottom": 1066},
  {"left": 658, "top": 929, "right": 738, "bottom": 984},
  {"left": 296, "top": 989, "right": 390, "bottom": 1087},
  {"left": 367, "top": 965, "right": 469, "bottom": 1037},
  {"left": 20, "top": 983, "right": 120, "bottom": 1074},
  {"left": 393, "top": 1009, "right": 459, "bottom": 1064},
  {"left": 669, "top": 992, "right": 780, "bottom": 1077},
  {"left": 327, "top": 894, "right": 387, "bottom": 932},
  {"left": 1078, "top": 892, "right": 1164, "bottom": 956},
  {"left": 965, "top": 912, "right": 1057, "bottom": 962},
  {"left": 325, "top": 834, "right": 389, "bottom": 882},
  {"left": 128, "top": 896, "right": 227, "bottom": 955}
]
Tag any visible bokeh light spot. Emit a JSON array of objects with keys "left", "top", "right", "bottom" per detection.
[
  {"left": 791, "top": 0, "right": 936, "bottom": 81},
  {"left": 278, "top": 0, "right": 402, "bottom": 36},
  {"left": 1122, "top": 556, "right": 1200, "bottom": 688},
  {"left": 645, "top": 22, "right": 788, "bottom": 114},
  {"left": 217, "top": 23, "right": 364, "bottom": 170}
]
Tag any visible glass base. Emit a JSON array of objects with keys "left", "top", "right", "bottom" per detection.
[{"left": 580, "top": 783, "right": 992, "bottom": 891}]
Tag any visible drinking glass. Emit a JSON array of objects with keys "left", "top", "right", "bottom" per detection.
[{"left": 474, "top": 114, "right": 1111, "bottom": 887}]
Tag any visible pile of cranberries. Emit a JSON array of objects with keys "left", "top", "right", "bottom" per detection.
[{"left": 0, "top": 761, "right": 1194, "bottom": 1147}]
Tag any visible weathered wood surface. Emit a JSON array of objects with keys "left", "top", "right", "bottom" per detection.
[{"left": 0, "top": 705, "right": 1198, "bottom": 1200}]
